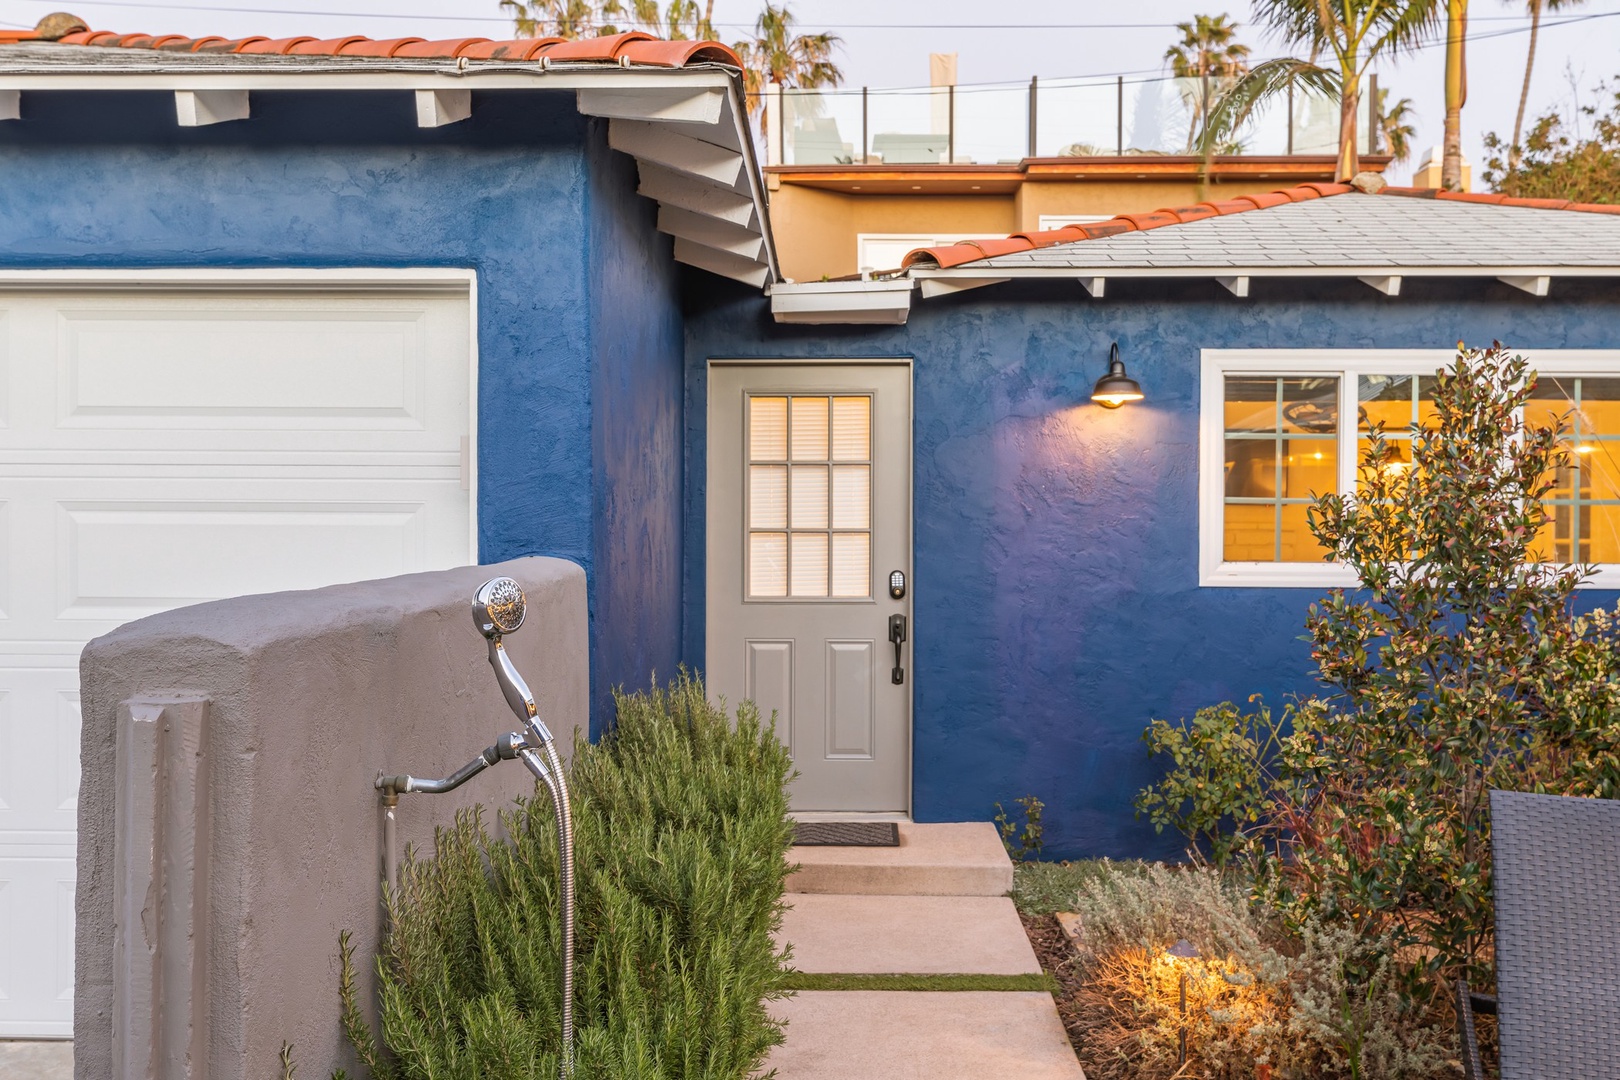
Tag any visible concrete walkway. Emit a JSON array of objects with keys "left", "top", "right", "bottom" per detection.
[
  {"left": 765, "top": 822, "right": 1085, "bottom": 1080},
  {"left": 0, "top": 1040, "right": 72, "bottom": 1080}
]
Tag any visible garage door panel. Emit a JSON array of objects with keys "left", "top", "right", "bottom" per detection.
[
  {"left": 0, "top": 860, "right": 76, "bottom": 1036},
  {"left": 59, "top": 499, "right": 428, "bottom": 621},
  {"left": 60, "top": 307, "right": 427, "bottom": 428},
  {"left": 0, "top": 284, "right": 475, "bottom": 1034},
  {"left": 0, "top": 662, "right": 80, "bottom": 835}
]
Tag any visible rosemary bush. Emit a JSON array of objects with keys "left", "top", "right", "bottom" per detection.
[{"left": 337, "top": 673, "right": 796, "bottom": 1080}]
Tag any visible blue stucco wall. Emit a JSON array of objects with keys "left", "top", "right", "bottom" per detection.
[
  {"left": 683, "top": 275, "right": 1620, "bottom": 859},
  {"left": 0, "top": 89, "right": 685, "bottom": 730},
  {"left": 585, "top": 119, "right": 686, "bottom": 725}
]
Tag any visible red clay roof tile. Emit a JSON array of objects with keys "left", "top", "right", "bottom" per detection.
[
  {"left": 392, "top": 38, "right": 492, "bottom": 58},
  {"left": 542, "top": 30, "right": 655, "bottom": 61},
  {"left": 1116, "top": 211, "right": 1180, "bottom": 230},
  {"left": 1500, "top": 195, "right": 1573, "bottom": 209},
  {"left": 195, "top": 37, "right": 268, "bottom": 52},
  {"left": 461, "top": 38, "right": 561, "bottom": 60},
  {"left": 619, "top": 38, "right": 742, "bottom": 67},
  {"left": 335, "top": 37, "right": 424, "bottom": 57},
  {"left": 1164, "top": 204, "right": 1218, "bottom": 223},
  {"left": 289, "top": 36, "right": 369, "bottom": 55},
  {"left": 1300, "top": 181, "right": 1354, "bottom": 197},
  {"left": 237, "top": 36, "right": 316, "bottom": 54}
]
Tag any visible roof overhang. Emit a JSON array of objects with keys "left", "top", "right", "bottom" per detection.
[
  {"left": 0, "top": 55, "right": 778, "bottom": 288},
  {"left": 908, "top": 264, "right": 1620, "bottom": 299},
  {"left": 770, "top": 278, "right": 913, "bottom": 324}
]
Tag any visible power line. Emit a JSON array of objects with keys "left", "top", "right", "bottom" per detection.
[{"left": 6, "top": 0, "right": 1614, "bottom": 31}]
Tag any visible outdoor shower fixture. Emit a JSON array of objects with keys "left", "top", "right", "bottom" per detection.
[{"left": 375, "top": 576, "right": 576, "bottom": 1077}]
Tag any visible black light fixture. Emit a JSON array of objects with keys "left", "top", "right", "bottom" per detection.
[
  {"left": 1166, "top": 938, "right": 1201, "bottom": 1067},
  {"left": 1091, "top": 342, "right": 1144, "bottom": 408}
]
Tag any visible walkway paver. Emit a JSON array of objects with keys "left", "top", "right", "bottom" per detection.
[
  {"left": 0, "top": 1040, "right": 72, "bottom": 1080},
  {"left": 769, "top": 823, "right": 1085, "bottom": 1080},
  {"left": 778, "top": 893, "right": 1041, "bottom": 974},
  {"left": 765, "top": 991, "right": 1085, "bottom": 1080},
  {"left": 786, "top": 821, "right": 1013, "bottom": 895}
]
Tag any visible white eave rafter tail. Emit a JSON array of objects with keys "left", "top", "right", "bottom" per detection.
[
  {"left": 909, "top": 266, "right": 1611, "bottom": 286},
  {"left": 0, "top": 61, "right": 778, "bottom": 288}
]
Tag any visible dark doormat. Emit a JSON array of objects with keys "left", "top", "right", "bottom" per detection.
[{"left": 793, "top": 821, "right": 900, "bottom": 847}]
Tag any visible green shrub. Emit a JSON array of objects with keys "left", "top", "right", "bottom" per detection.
[
  {"left": 1137, "top": 344, "right": 1620, "bottom": 1007},
  {"left": 1065, "top": 861, "right": 1454, "bottom": 1080},
  {"left": 336, "top": 672, "right": 796, "bottom": 1080},
  {"left": 993, "top": 794, "right": 1046, "bottom": 863},
  {"left": 1135, "top": 697, "right": 1298, "bottom": 869}
]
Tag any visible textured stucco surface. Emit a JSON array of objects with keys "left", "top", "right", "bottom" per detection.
[
  {"left": 685, "top": 275, "right": 1620, "bottom": 859},
  {"left": 586, "top": 119, "right": 686, "bottom": 725},
  {"left": 0, "top": 88, "right": 686, "bottom": 728},
  {"left": 75, "top": 557, "right": 587, "bottom": 1080}
]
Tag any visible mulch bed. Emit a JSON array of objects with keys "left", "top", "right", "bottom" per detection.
[{"left": 1020, "top": 912, "right": 1091, "bottom": 1059}]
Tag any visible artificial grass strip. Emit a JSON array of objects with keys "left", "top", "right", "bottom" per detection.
[{"left": 782, "top": 972, "right": 1059, "bottom": 993}]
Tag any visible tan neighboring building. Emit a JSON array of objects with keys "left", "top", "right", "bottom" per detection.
[{"left": 766, "top": 155, "right": 1392, "bottom": 281}]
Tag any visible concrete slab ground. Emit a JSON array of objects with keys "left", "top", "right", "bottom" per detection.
[
  {"left": 778, "top": 894, "right": 1041, "bottom": 974},
  {"left": 0, "top": 1040, "right": 72, "bottom": 1080},
  {"left": 765, "top": 991, "right": 1086, "bottom": 1080},
  {"left": 785, "top": 822, "right": 1013, "bottom": 896}
]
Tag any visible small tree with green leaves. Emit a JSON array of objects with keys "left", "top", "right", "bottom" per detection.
[
  {"left": 1484, "top": 72, "right": 1620, "bottom": 202},
  {"left": 1141, "top": 343, "right": 1620, "bottom": 1005}
]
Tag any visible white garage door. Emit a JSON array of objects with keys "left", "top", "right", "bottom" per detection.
[{"left": 0, "top": 281, "right": 475, "bottom": 1036}]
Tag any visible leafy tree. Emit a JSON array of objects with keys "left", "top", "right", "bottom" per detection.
[
  {"left": 734, "top": 3, "right": 843, "bottom": 139},
  {"left": 1376, "top": 87, "right": 1418, "bottom": 164},
  {"left": 1209, "top": 0, "right": 1441, "bottom": 180},
  {"left": 1484, "top": 73, "right": 1620, "bottom": 200},
  {"left": 1164, "top": 13, "right": 1252, "bottom": 153},
  {"left": 1507, "top": 0, "right": 1586, "bottom": 172},
  {"left": 1140, "top": 344, "right": 1620, "bottom": 1004}
]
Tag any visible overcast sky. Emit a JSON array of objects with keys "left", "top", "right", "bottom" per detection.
[{"left": 5, "top": 0, "right": 1618, "bottom": 184}]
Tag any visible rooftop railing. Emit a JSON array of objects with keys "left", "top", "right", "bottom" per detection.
[{"left": 762, "top": 72, "right": 1378, "bottom": 167}]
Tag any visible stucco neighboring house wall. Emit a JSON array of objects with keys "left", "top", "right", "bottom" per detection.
[
  {"left": 0, "top": 88, "right": 688, "bottom": 726},
  {"left": 683, "top": 274, "right": 1620, "bottom": 860}
]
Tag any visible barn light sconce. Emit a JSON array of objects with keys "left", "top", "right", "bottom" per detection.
[{"left": 1091, "top": 342, "right": 1144, "bottom": 408}]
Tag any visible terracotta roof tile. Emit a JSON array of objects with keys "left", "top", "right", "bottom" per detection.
[
  {"left": 237, "top": 36, "right": 316, "bottom": 54},
  {"left": 5, "top": 15, "right": 742, "bottom": 67},
  {"left": 901, "top": 181, "right": 1620, "bottom": 270},
  {"left": 392, "top": 37, "right": 491, "bottom": 58},
  {"left": 460, "top": 38, "right": 562, "bottom": 60},
  {"left": 288, "top": 36, "right": 370, "bottom": 55},
  {"left": 335, "top": 37, "right": 425, "bottom": 57}
]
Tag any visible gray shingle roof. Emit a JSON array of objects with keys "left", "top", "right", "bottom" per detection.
[{"left": 937, "top": 192, "right": 1620, "bottom": 273}]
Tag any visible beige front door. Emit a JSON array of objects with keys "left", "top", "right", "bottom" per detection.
[{"left": 706, "top": 362, "right": 912, "bottom": 813}]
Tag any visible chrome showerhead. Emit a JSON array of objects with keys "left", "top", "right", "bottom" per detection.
[{"left": 473, "top": 577, "right": 526, "bottom": 639}]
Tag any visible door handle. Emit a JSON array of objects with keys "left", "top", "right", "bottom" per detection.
[{"left": 888, "top": 614, "right": 907, "bottom": 685}]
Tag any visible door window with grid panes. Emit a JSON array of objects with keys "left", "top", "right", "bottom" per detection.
[
  {"left": 1202, "top": 351, "right": 1620, "bottom": 588},
  {"left": 747, "top": 394, "right": 872, "bottom": 599}
]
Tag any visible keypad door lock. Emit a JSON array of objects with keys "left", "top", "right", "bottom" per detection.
[
  {"left": 888, "top": 570, "right": 906, "bottom": 600},
  {"left": 888, "top": 614, "right": 908, "bottom": 684}
]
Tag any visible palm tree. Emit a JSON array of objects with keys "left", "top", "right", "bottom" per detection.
[
  {"left": 1509, "top": 0, "right": 1585, "bottom": 172},
  {"left": 502, "top": 0, "right": 716, "bottom": 39},
  {"left": 734, "top": 3, "right": 843, "bottom": 140},
  {"left": 1441, "top": 0, "right": 1468, "bottom": 190},
  {"left": 1377, "top": 88, "right": 1418, "bottom": 164},
  {"left": 1208, "top": 0, "right": 1442, "bottom": 181},
  {"left": 1165, "top": 14, "right": 1252, "bottom": 153}
]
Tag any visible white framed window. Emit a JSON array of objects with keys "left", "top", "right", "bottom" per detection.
[{"left": 1200, "top": 349, "right": 1620, "bottom": 589}]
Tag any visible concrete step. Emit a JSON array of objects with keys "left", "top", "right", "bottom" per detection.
[
  {"left": 765, "top": 991, "right": 1086, "bottom": 1080},
  {"left": 778, "top": 894, "right": 1040, "bottom": 975},
  {"left": 786, "top": 822, "right": 1013, "bottom": 897},
  {"left": 0, "top": 1041, "right": 72, "bottom": 1080}
]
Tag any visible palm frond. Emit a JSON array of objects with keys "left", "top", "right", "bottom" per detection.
[{"left": 1198, "top": 57, "right": 1339, "bottom": 155}]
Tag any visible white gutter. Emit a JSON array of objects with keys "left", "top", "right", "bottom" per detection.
[{"left": 770, "top": 279, "right": 913, "bottom": 325}]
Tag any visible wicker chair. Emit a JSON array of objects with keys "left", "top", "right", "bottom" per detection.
[{"left": 1456, "top": 790, "right": 1620, "bottom": 1079}]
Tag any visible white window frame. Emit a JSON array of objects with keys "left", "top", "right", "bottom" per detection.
[{"left": 1200, "top": 349, "right": 1620, "bottom": 589}]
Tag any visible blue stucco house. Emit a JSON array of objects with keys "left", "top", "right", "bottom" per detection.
[{"left": 5, "top": 14, "right": 1620, "bottom": 1038}]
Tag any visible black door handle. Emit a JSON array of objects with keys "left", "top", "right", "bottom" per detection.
[{"left": 888, "top": 614, "right": 907, "bottom": 685}]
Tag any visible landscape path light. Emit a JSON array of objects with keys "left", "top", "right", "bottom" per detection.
[{"left": 1166, "top": 937, "right": 1201, "bottom": 1067}]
